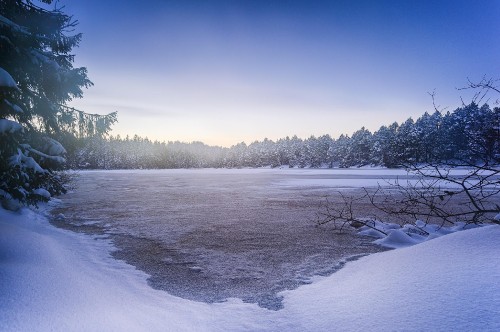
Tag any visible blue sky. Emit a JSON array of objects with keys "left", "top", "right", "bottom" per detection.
[{"left": 60, "top": 0, "right": 499, "bottom": 146}]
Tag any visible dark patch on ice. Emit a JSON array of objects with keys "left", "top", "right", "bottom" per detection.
[
  {"left": 49, "top": 170, "right": 389, "bottom": 311},
  {"left": 108, "top": 230, "right": 382, "bottom": 310}
]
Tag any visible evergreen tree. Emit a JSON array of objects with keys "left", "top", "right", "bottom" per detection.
[
  {"left": 394, "top": 118, "right": 418, "bottom": 164},
  {"left": 371, "top": 122, "right": 398, "bottom": 167},
  {"left": 303, "top": 136, "right": 323, "bottom": 167},
  {"left": 489, "top": 106, "right": 500, "bottom": 160},
  {"left": 334, "top": 134, "right": 351, "bottom": 168},
  {"left": 318, "top": 134, "right": 334, "bottom": 168},
  {"left": 415, "top": 111, "right": 442, "bottom": 162},
  {"left": 437, "top": 110, "right": 457, "bottom": 161},
  {"left": 0, "top": 0, "right": 116, "bottom": 209},
  {"left": 449, "top": 103, "right": 497, "bottom": 163},
  {"left": 345, "top": 127, "right": 372, "bottom": 166},
  {"left": 275, "top": 137, "right": 291, "bottom": 166},
  {"left": 284, "top": 135, "right": 302, "bottom": 167}
]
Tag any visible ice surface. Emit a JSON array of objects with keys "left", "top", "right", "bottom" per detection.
[
  {"left": 51, "top": 169, "right": 386, "bottom": 309},
  {"left": 49, "top": 168, "right": 497, "bottom": 311}
]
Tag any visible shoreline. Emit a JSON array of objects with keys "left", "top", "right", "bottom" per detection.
[{"left": 2, "top": 206, "right": 499, "bottom": 331}]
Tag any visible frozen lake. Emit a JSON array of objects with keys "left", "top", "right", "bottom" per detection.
[{"left": 51, "top": 169, "right": 405, "bottom": 309}]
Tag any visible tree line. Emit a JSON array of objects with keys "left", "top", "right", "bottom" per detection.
[{"left": 68, "top": 102, "right": 499, "bottom": 170}]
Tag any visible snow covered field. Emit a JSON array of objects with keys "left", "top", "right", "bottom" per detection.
[
  {"left": 1, "top": 169, "right": 499, "bottom": 331},
  {"left": 1, "top": 206, "right": 499, "bottom": 331}
]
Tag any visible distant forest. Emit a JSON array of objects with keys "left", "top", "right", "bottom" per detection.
[{"left": 66, "top": 102, "right": 499, "bottom": 169}]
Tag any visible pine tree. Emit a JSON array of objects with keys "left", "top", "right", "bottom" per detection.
[
  {"left": 0, "top": 0, "right": 116, "bottom": 209},
  {"left": 334, "top": 134, "right": 351, "bottom": 168},
  {"left": 394, "top": 118, "right": 418, "bottom": 164},
  {"left": 415, "top": 111, "right": 442, "bottom": 162},
  {"left": 345, "top": 127, "right": 372, "bottom": 166}
]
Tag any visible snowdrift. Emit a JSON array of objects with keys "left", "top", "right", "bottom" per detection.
[{"left": 1, "top": 207, "right": 499, "bottom": 331}]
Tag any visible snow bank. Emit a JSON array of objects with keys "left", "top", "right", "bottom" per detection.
[
  {"left": 0, "top": 208, "right": 275, "bottom": 332},
  {"left": 358, "top": 219, "right": 483, "bottom": 249},
  {"left": 374, "top": 228, "right": 421, "bottom": 248},
  {"left": 1, "top": 208, "right": 499, "bottom": 331},
  {"left": 281, "top": 224, "right": 500, "bottom": 331}
]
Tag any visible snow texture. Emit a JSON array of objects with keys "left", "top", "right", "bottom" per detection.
[
  {"left": 366, "top": 220, "right": 483, "bottom": 249},
  {"left": 20, "top": 144, "right": 66, "bottom": 164},
  {"left": 9, "top": 149, "right": 45, "bottom": 173},
  {"left": 0, "top": 119, "right": 22, "bottom": 134},
  {"left": 0, "top": 66, "right": 17, "bottom": 89},
  {"left": 3, "top": 99, "right": 24, "bottom": 113},
  {"left": 33, "top": 188, "right": 51, "bottom": 199},
  {"left": 1, "top": 207, "right": 499, "bottom": 332},
  {"left": 41, "top": 137, "right": 66, "bottom": 156},
  {"left": 0, "top": 14, "right": 28, "bottom": 35},
  {"left": 374, "top": 228, "right": 422, "bottom": 248}
]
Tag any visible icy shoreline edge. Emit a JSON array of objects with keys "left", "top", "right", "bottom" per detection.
[{"left": 1, "top": 207, "right": 499, "bottom": 331}]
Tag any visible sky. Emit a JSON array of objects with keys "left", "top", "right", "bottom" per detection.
[{"left": 55, "top": 0, "right": 499, "bottom": 147}]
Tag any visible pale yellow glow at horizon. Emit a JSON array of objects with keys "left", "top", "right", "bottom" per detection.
[
  {"left": 69, "top": 62, "right": 481, "bottom": 148},
  {"left": 70, "top": 85, "right": 465, "bottom": 148}
]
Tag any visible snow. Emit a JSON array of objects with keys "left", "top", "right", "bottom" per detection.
[
  {"left": 278, "top": 178, "right": 392, "bottom": 188},
  {"left": 41, "top": 137, "right": 66, "bottom": 156},
  {"left": 3, "top": 99, "right": 24, "bottom": 113},
  {"left": 357, "top": 219, "right": 484, "bottom": 249},
  {"left": 33, "top": 188, "right": 51, "bottom": 199},
  {"left": 9, "top": 149, "right": 46, "bottom": 173},
  {"left": 0, "top": 119, "right": 22, "bottom": 134},
  {"left": 20, "top": 141, "right": 67, "bottom": 164},
  {"left": 0, "top": 14, "right": 28, "bottom": 35},
  {"left": 24, "top": 147, "right": 66, "bottom": 164},
  {"left": 1, "top": 207, "right": 499, "bottom": 331},
  {"left": 276, "top": 169, "right": 484, "bottom": 190},
  {"left": 280, "top": 225, "right": 500, "bottom": 331},
  {"left": 374, "top": 228, "right": 421, "bottom": 248},
  {"left": 0, "top": 66, "right": 17, "bottom": 89},
  {"left": 0, "top": 207, "right": 275, "bottom": 332}
]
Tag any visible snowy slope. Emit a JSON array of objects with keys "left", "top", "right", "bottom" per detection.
[
  {"left": 280, "top": 225, "right": 500, "bottom": 331},
  {"left": 1, "top": 207, "right": 499, "bottom": 331},
  {"left": 0, "top": 208, "right": 277, "bottom": 332}
]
